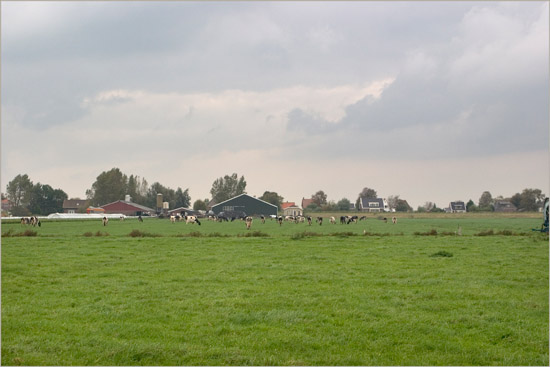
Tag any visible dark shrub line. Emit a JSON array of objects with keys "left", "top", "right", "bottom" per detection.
[
  {"left": 129, "top": 230, "right": 162, "bottom": 238},
  {"left": 83, "top": 231, "right": 110, "bottom": 237},
  {"left": 2, "top": 229, "right": 38, "bottom": 237}
]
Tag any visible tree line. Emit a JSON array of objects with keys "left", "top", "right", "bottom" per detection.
[{"left": 2, "top": 169, "right": 547, "bottom": 216}]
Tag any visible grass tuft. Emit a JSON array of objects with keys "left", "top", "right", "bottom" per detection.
[
  {"left": 238, "top": 231, "right": 269, "bottom": 238},
  {"left": 430, "top": 250, "right": 453, "bottom": 257},
  {"left": 129, "top": 229, "right": 162, "bottom": 237},
  {"left": 414, "top": 229, "right": 438, "bottom": 236}
]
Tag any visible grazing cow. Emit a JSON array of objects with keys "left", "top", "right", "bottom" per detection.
[
  {"left": 330, "top": 216, "right": 336, "bottom": 224},
  {"left": 260, "top": 215, "right": 265, "bottom": 224},
  {"left": 307, "top": 216, "right": 312, "bottom": 226},
  {"left": 138, "top": 215, "right": 143, "bottom": 222},
  {"left": 21, "top": 217, "right": 30, "bottom": 225},
  {"left": 316, "top": 217, "right": 323, "bottom": 226},
  {"left": 277, "top": 216, "right": 283, "bottom": 226},
  {"left": 102, "top": 217, "right": 109, "bottom": 226},
  {"left": 383, "top": 217, "right": 388, "bottom": 223},
  {"left": 185, "top": 215, "right": 201, "bottom": 225},
  {"left": 349, "top": 215, "right": 359, "bottom": 224},
  {"left": 360, "top": 216, "right": 367, "bottom": 221},
  {"left": 392, "top": 216, "right": 397, "bottom": 224},
  {"left": 28, "top": 216, "right": 41, "bottom": 227},
  {"left": 340, "top": 216, "right": 347, "bottom": 225},
  {"left": 170, "top": 215, "right": 177, "bottom": 223},
  {"left": 120, "top": 216, "right": 125, "bottom": 221},
  {"left": 245, "top": 216, "right": 253, "bottom": 230}
]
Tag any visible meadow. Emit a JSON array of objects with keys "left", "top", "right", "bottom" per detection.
[{"left": 1, "top": 214, "right": 548, "bottom": 365}]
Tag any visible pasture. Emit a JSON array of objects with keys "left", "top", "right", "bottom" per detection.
[{"left": 2, "top": 214, "right": 548, "bottom": 365}]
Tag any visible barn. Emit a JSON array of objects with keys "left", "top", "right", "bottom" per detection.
[
  {"left": 210, "top": 194, "right": 278, "bottom": 217},
  {"left": 101, "top": 200, "right": 155, "bottom": 216}
]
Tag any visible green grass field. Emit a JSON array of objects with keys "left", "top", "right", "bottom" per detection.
[{"left": 2, "top": 214, "right": 548, "bottom": 365}]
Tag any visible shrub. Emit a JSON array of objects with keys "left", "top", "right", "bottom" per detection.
[
  {"left": 238, "top": 231, "right": 269, "bottom": 238},
  {"left": 129, "top": 230, "right": 161, "bottom": 238},
  {"left": 2, "top": 229, "right": 38, "bottom": 237},
  {"left": 83, "top": 232, "right": 93, "bottom": 237},
  {"left": 414, "top": 229, "right": 438, "bottom": 236},
  {"left": 430, "top": 251, "right": 453, "bottom": 258}
]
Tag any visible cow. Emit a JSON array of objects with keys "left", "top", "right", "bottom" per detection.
[
  {"left": 245, "top": 216, "right": 253, "bottom": 230},
  {"left": 170, "top": 215, "right": 177, "bottom": 223},
  {"left": 392, "top": 216, "right": 397, "bottom": 224},
  {"left": 120, "top": 216, "right": 125, "bottom": 221},
  {"left": 340, "top": 216, "right": 347, "bottom": 225},
  {"left": 260, "top": 215, "right": 265, "bottom": 224},
  {"left": 316, "top": 217, "right": 323, "bottom": 226},
  {"left": 277, "top": 216, "right": 283, "bottom": 226},
  {"left": 185, "top": 215, "right": 201, "bottom": 225},
  {"left": 138, "top": 215, "right": 143, "bottom": 222},
  {"left": 360, "top": 216, "right": 367, "bottom": 221},
  {"left": 330, "top": 216, "right": 336, "bottom": 224},
  {"left": 20, "top": 217, "right": 30, "bottom": 225},
  {"left": 102, "top": 217, "right": 109, "bottom": 226},
  {"left": 307, "top": 216, "right": 312, "bottom": 226}
]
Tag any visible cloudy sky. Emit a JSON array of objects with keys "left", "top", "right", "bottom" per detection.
[{"left": 1, "top": 1, "right": 548, "bottom": 209}]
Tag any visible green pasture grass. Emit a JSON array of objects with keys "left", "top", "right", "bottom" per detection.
[{"left": 1, "top": 215, "right": 548, "bottom": 365}]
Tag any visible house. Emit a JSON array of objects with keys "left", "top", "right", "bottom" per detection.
[
  {"left": 210, "top": 194, "right": 278, "bottom": 216},
  {"left": 281, "top": 202, "right": 296, "bottom": 210},
  {"left": 448, "top": 201, "right": 467, "bottom": 213},
  {"left": 301, "top": 198, "right": 315, "bottom": 209},
  {"left": 359, "top": 197, "right": 390, "bottom": 212},
  {"left": 494, "top": 201, "right": 517, "bottom": 212},
  {"left": 63, "top": 199, "right": 89, "bottom": 214},
  {"left": 101, "top": 200, "right": 155, "bottom": 216},
  {"left": 283, "top": 205, "right": 303, "bottom": 217},
  {"left": 349, "top": 202, "right": 356, "bottom": 211},
  {"left": 1, "top": 199, "right": 13, "bottom": 214}
]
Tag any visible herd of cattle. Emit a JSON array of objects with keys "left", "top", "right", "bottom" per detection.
[
  {"left": 165, "top": 213, "right": 398, "bottom": 230},
  {"left": 22, "top": 213, "right": 397, "bottom": 231}
]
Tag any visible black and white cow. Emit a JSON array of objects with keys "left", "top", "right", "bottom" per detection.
[
  {"left": 102, "top": 217, "right": 109, "bottom": 226},
  {"left": 245, "top": 216, "right": 253, "bottom": 230}
]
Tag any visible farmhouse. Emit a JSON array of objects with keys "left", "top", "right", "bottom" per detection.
[
  {"left": 210, "top": 194, "right": 277, "bottom": 216},
  {"left": 281, "top": 202, "right": 296, "bottom": 210},
  {"left": 63, "top": 199, "right": 89, "bottom": 214},
  {"left": 494, "top": 201, "right": 517, "bottom": 212},
  {"left": 448, "top": 201, "right": 467, "bottom": 213},
  {"left": 101, "top": 200, "right": 155, "bottom": 216},
  {"left": 283, "top": 205, "right": 303, "bottom": 217},
  {"left": 359, "top": 197, "right": 390, "bottom": 212}
]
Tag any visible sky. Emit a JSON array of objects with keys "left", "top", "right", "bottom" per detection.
[{"left": 1, "top": 1, "right": 548, "bottom": 210}]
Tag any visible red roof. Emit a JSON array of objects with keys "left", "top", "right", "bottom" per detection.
[{"left": 281, "top": 202, "right": 296, "bottom": 210}]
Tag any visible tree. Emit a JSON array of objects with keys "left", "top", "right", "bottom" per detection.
[
  {"left": 387, "top": 195, "right": 400, "bottom": 211},
  {"left": 466, "top": 199, "right": 477, "bottom": 212},
  {"left": 478, "top": 191, "right": 494, "bottom": 211},
  {"left": 174, "top": 188, "right": 191, "bottom": 209},
  {"left": 210, "top": 173, "right": 247, "bottom": 203},
  {"left": 87, "top": 168, "right": 128, "bottom": 206},
  {"left": 311, "top": 190, "right": 328, "bottom": 207},
  {"left": 512, "top": 188, "right": 546, "bottom": 211},
  {"left": 193, "top": 199, "right": 207, "bottom": 211},
  {"left": 259, "top": 191, "right": 284, "bottom": 209},
  {"left": 395, "top": 199, "right": 412, "bottom": 212},
  {"left": 28, "top": 183, "right": 68, "bottom": 215},
  {"left": 336, "top": 198, "right": 351, "bottom": 211},
  {"left": 6, "top": 174, "right": 33, "bottom": 209},
  {"left": 127, "top": 175, "right": 148, "bottom": 204}
]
